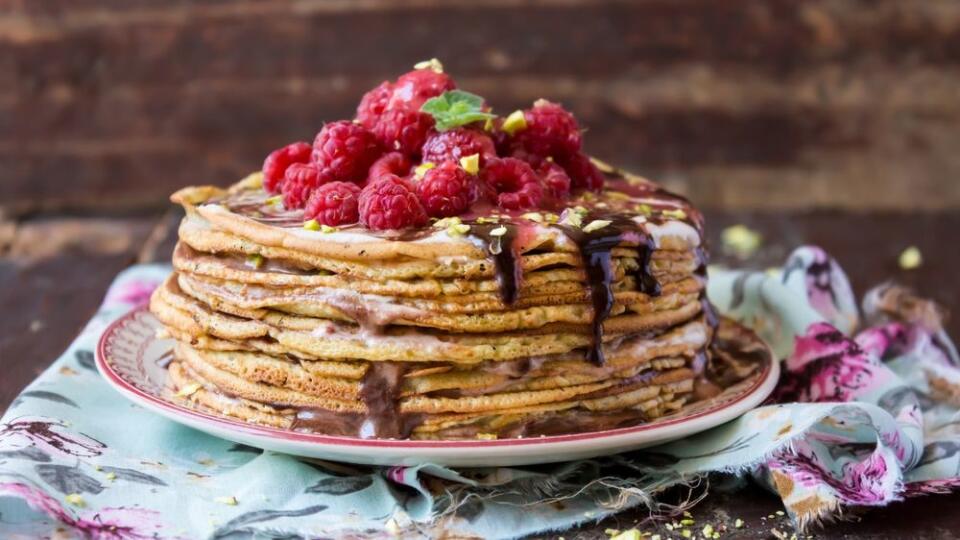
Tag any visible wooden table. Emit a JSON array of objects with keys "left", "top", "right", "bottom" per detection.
[{"left": 2, "top": 209, "right": 958, "bottom": 539}]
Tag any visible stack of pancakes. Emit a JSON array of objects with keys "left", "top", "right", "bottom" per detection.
[{"left": 151, "top": 169, "right": 717, "bottom": 440}]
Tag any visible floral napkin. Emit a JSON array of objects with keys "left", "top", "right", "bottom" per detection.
[{"left": 1, "top": 247, "right": 958, "bottom": 539}]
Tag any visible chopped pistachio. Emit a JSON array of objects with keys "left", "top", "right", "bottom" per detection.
[
  {"left": 483, "top": 117, "right": 495, "bottom": 132},
  {"left": 245, "top": 254, "right": 264, "bottom": 269},
  {"left": 594, "top": 202, "right": 609, "bottom": 209},
  {"left": 303, "top": 219, "right": 321, "bottom": 231},
  {"left": 265, "top": 195, "right": 283, "bottom": 206},
  {"left": 680, "top": 518, "right": 695, "bottom": 526},
  {"left": 606, "top": 191, "right": 631, "bottom": 201},
  {"left": 734, "top": 518, "right": 744, "bottom": 528},
  {"left": 433, "top": 216, "right": 461, "bottom": 229},
  {"left": 176, "top": 383, "right": 202, "bottom": 398},
  {"left": 489, "top": 225, "right": 508, "bottom": 237},
  {"left": 702, "top": 524, "right": 714, "bottom": 537},
  {"left": 502, "top": 110, "right": 527, "bottom": 136},
  {"left": 65, "top": 493, "right": 86, "bottom": 507},
  {"left": 665, "top": 524, "right": 674, "bottom": 531},
  {"left": 414, "top": 161, "right": 436, "bottom": 179},
  {"left": 543, "top": 212, "right": 559, "bottom": 224},
  {"left": 775, "top": 510, "right": 785, "bottom": 516},
  {"left": 560, "top": 209, "right": 584, "bottom": 228},
  {"left": 662, "top": 208, "right": 687, "bottom": 220},
  {"left": 447, "top": 223, "right": 471, "bottom": 237},
  {"left": 214, "top": 495, "right": 238, "bottom": 506},
  {"left": 610, "top": 530, "right": 641, "bottom": 540},
  {"left": 583, "top": 219, "right": 612, "bottom": 233},
  {"left": 521, "top": 212, "right": 544, "bottom": 223},
  {"left": 721, "top": 224, "right": 762, "bottom": 259},
  {"left": 476, "top": 432, "right": 497, "bottom": 440},
  {"left": 320, "top": 224, "right": 337, "bottom": 234},
  {"left": 591, "top": 157, "right": 616, "bottom": 173},
  {"left": 604, "top": 529, "right": 620, "bottom": 536},
  {"left": 898, "top": 246, "right": 922, "bottom": 270},
  {"left": 105, "top": 472, "right": 117, "bottom": 481},
  {"left": 460, "top": 153, "right": 480, "bottom": 174},
  {"left": 681, "top": 529, "right": 692, "bottom": 538},
  {"left": 414, "top": 58, "right": 444, "bottom": 73},
  {"left": 580, "top": 191, "right": 597, "bottom": 202},
  {"left": 651, "top": 535, "right": 661, "bottom": 540},
  {"left": 475, "top": 216, "right": 500, "bottom": 224},
  {"left": 634, "top": 203, "right": 653, "bottom": 216},
  {"left": 683, "top": 511, "right": 693, "bottom": 518}
]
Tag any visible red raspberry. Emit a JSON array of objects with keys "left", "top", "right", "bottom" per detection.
[
  {"left": 304, "top": 181, "right": 362, "bottom": 226},
  {"left": 262, "top": 141, "right": 311, "bottom": 193},
  {"left": 560, "top": 152, "right": 604, "bottom": 192},
  {"left": 359, "top": 174, "right": 428, "bottom": 230},
  {"left": 481, "top": 158, "right": 544, "bottom": 211},
  {"left": 421, "top": 128, "right": 496, "bottom": 166},
  {"left": 539, "top": 161, "right": 572, "bottom": 198},
  {"left": 356, "top": 81, "right": 393, "bottom": 130},
  {"left": 416, "top": 161, "right": 472, "bottom": 218},
  {"left": 368, "top": 152, "right": 412, "bottom": 183},
  {"left": 311, "top": 121, "right": 381, "bottom": 183},
  {"left": 281, "top": 162, "right": 335, "bottom": 209},
  {"left": 516, "top": 100, "right": 581, "bottom": 160},
  {"left": 372, "top": 108, "right": 434, "bottom": 157},
  {"left": 389, "top": 69, "right": 455, "bottom": 110}
]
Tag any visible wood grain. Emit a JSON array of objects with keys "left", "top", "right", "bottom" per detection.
[{"left": 3, "top": 0, "right": 960, "bottom": 215}]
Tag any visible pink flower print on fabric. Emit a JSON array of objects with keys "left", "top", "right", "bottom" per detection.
[
  {"left": 775, "top": 323, "right": 881, "bottom": 403},
  {"left": 783, "top": 247, "right": 859, "bottom": 334},
  {"left": 0, "top": 417, "right": 105, "bottom": 458},
  {"left": 0, "top": 482, "right": 179, "bottom": 540},
  {"left": 768, "top": 441, "right": 897, "bottom": 506},
  {"left": 104, "top": 278, "right": 161, "bottom": 308}
]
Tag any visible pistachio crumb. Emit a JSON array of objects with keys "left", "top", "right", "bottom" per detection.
[
  {"left": 105, "top": 472, "right": 117, "bottom": 481},
  {"left": 489, "top": 225, "right": 508, "bottom": 237},
  {"left": 303, "top": 219, "right": 321, "bottom": 231},
  {"left": 265, "top": 195, "right": 283, "bottom": 206},
  {"left": 681, "top": 529, "right": 691, "bottom": 538},
  {"left": 413, "top": 58, "right": 444, "bottom": 73},
  {"left": 65, "top": 493, "right": 86, "bottom": 507},
  {"left": 448, "top": 223, "right": 471, "bottom": 237},
  {"left": 502, "top": 110, "right": 527, "bottom": 136},
  {"left": 662, "top": 208, "right": 687, "bottom": 220},
  {"left": 775, "top": 510, "right": 785, "bottom": 516},
  {"left": 414, "top": 161, "right": 436, "bottom": 179},
  {"left": 215, "top": 495, "right": 238, "bottom": 506},
  {"left": 734, "top": 518, "right": 744, "bottom": 528},
  {"left": 521, "top": 212, "right": 544, "bottom": 223},
  {"left": 721, "top": 224, "right": 762, "bottom": 259},
  {"left": 460, "top": 153, "right": 480, "bottom": 174},
  {"left": 483, "top": 117, "right": 495, "bottom": 132},
  {"left": 679, "top": 518, "right": 695, "bottom": 526},
  {"left": 605, "top": 529, "right": 620, "bottom": 536},
  {"left": 634, "top": 204, "right": 653, "bottom": 216},
  {"left": 176, "top": 383, "right": 202, "bottom": 398},
  {"left": 606, "top": 191, "right": 631, "bottom": 201},
  {"left": 476, "top": 433, "right": 497, "bottom": 440},
  {"left": 702, "top": 524, "right": 714, "bottom": 537},
  {"left": 245, "top": 254, "right": 264, "bottom": 269},
  {"left": 583, "top": 219, "right": 612, "bottom": 233},
  {"left": 610, "top": 529, "right": 641, "bottom": 540},
  {"left": 320, "top": 224, "right": 337, "bottom": 234},
  {"left": 543, "top": 213, "right": 559, "bottom": 223},
  {"left": 651, "top": 535, "right": 661, "bottom": 540},
  {"left": 898, "top": 246, "right": 922, "bottom": 270}
]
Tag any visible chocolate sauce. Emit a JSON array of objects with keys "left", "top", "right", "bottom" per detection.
[{"left": 469, "top": 222, "right": 524, "bottom": 305}]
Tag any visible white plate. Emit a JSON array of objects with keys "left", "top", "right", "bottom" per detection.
[{"left": 97, "top": 307, "right": 779, "bottom": 467}]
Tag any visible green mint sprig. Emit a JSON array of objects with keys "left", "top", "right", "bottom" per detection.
[{"left": 420, "top": 90, "right": 495, "bottom": 131}]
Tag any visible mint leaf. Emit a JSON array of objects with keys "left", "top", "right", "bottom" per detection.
[{"left": 420, "top": 90, "right": 495, "bottom": 131}]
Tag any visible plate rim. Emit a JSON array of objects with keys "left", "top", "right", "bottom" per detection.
[{"left": 97, "top": 306, "right": 779, "bottom": 450}]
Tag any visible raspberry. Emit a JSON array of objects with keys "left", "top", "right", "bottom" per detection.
[
  {"left": 311, "top": 121, "right": 381, "bottom": 183},
  {"left": 372, "top": 108, "right": 434, "bottom": 157},
  {"left": 516, "top": 100, "right": 581, "bottom": 160},
  {"left": 416, "top": 161, "right": 471, "bottom": 218},
  {"left": 304, "top": 181, "right": 362, "bottom": 226},
  {"left": 389, "top": 69, "right": 455, "bottom": 110},
  {"left": 539, "top": 161, "right": 572, "bottom": 198},
  {"left": 560, "top": 152, "right": 604, "bottom": 192},
  {"left": 281, "top": 162, "right": 335, "bottom": 209},
  {"left": 262, "top": 141, "right": 311, "bottom": 193},
  {"left": 368, "top": 152, "right": 413, "bottom": 183},
  {"left": 356, "top": 81, "right": 393, "bottom": 130},
  {"left": 481, "top": 158, "right": 544, "bottom": 211},
  {"left": 359, "top": 174, "right": 428, "bottom": 230},
  {"left": 421, "top": 128, "right": 496, "bottom": 166}
]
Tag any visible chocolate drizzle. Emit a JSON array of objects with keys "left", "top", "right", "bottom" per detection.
[{"left": 469, "top": 222, "right": 524, "bottom": 305}]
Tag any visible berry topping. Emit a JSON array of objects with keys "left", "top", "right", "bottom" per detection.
[
  {"left": 372, "top": 108, "right": 435, "bottom": 157},
  {"left": 389, "top": 68, "right": 456, "bottom": 111},
  {"left": 368, "top": 152, "right": 412, "bottom": 182},
  {"left": 481, "top": 158, "right": 544, "bottom": 211},
  {"left": 539, "top": 161, "right": 572, "bottom": 198},
  {"left": 516, "top": 100, "right": 581, "bottom": 159},
  {"left": 262, "top": 142, "right": 311, "bottom": 193},
  {"left": 421, "top": 128, "right": 496, "bottom": 166},
  {"left": 304, "top": 181, "right": 362, "bottom": 227},
  {"left": 416, "top": 161, "right": 472, "bottom": 218},
  {"left": 281, "top": 162, "right": 334, "bottom": 209},
  {"left": 356, "top": 81, "right": 393, "bottom": 130},
  {"left": 560, "top": 152, "right": 604, "bottom": 192},
  {"left": 359, "top": 174, "right": 428, "bottom": 230},
  {"left": 311, "top": 121, "right": 381, "bottom": 183}
]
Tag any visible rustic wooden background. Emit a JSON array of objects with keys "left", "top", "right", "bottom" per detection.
[{"left": 3, "top": 0, "right": 960, "bottom": 217}]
